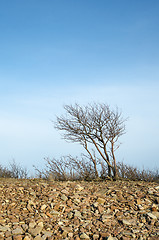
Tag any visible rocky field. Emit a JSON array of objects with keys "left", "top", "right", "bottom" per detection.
[{"left": 0, "top": 179, "right": 159, "bottom": 240}]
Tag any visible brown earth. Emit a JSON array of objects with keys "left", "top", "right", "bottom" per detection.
[{"left": 0, "top": 178, "right": 159, "bottom": 240}]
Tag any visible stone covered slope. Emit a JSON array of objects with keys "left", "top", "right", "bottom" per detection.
[{"left": 0, "top": 179, "right": 159, "bottom": 240}]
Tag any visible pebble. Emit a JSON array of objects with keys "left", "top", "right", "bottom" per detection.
[
  {"left": 41, "top": 204, "right": 47, "bottom": 211},
  {"left": 28, "top": 226, "right": 43, "bottom": 237},
  {"left": 23, "top": 237, "right": 31, "bottom": 240},
  {"left": 146, "top": 212, "right": 157, "bottom": 220},
  {"left": 80, "top": 233, "right": 90, "bottom": 239},
  {"left": 61, "top": 194, "right": 68, "bottom": 201},
  {"left": 12, "top": 228, "right": 23, "bottom": 235}
]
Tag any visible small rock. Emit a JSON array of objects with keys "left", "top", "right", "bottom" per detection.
[
  {"left": 5, "top": 231, "right": 12, "bottom": 238},
  {"left": 13, "top": 235, "right": 23, "bottom": 240},
  {"left": 5, "top": 237, "right": 12, "bottom": 240},
  {"left": 37, "top": 222, "right": 43, "bottom": 228},
  {"left": 34, "top": 236, "right": 42, "bottom": 240},
  {"left": 61, "top": 226, "right": 72, "bottom": 232},
  {"left": 93, "top": 234, "right": 99, "bottom": 239},
  {"left": 13, "top": 236, "right": 23, "bottom": 240},
  {"left": 151, "top": 211, "right": 159, "bottom": 218},
  {"left": 41, "top": 204, "right": 47, "bottom": 211},
  {"left": 96, "top": 197, "right": 105, "bottom": 204},
  {"left": 61, "top": 189, "right": 69, "bottom": 194},
  {"left": 80, "top": 233, "right": 90, "bottom": 239},
  {"left": 73, "top": 198, "right": 81, "bottom": 205},
  {"left": 136, "top": 198, "right": 142, "bottom": 205},
  {"left": 74, "top": 210, "right": 82, "bottom": 218},
  {"left": 29, "top": 226, "right": 43, "bottom": 237},
  {"left": 100, "top": 233, "right": 109, "bottom": 238},
  {"left": 23, "top": 237, "right": 31, "bottom": 240},
  {"left": 50, "top": 210, "right": 60, "bottom": 215},
  {"left": 68, "top": 232, "right": 74, "bottom": 238},
  {"left": 58, "top": 221, "right": 63, "bottom": 226},
  {"left": 122, "top": 219, "right": 136, "bottom": 226},
  {"left": 28, "top": 200, "right": 36, "bottom": 207},
  {"left": 29, "top": 221, "right": 36, "bottom": 229},
  {"left": 155, "top": 197, "right": 159, "bottom": 204},
  {"left": 102, "top": 214, "right": 113, "bottom": 222},
  {"left": 68, "top": 211, "right": 73, "bottom": 219},
  {"left": 0, "top": 226, "right": 11, "bottom": 232},
  {"left": 76, "top": 185, "right": 84, "bottom": 191},
  {"left": 21, "top": 224, "right": 28, "bottom": 231},
  {"left": 12, "top": 228, "right": 23, "bottom": 235},
  {"left": 93, "top": 202, "right": 99, "bottom": 208},
  {"left": 107, "top": 235, "right": 116, "bottom": 240},
  {"left": 146, "top": 212, "right": 157, "bottom": 220},
  {"left": 75, "top": 236, "right": 81, "bottom": 240},
  {"left": 41, "top": 231, "right": 52, "bottom": 239},
  {"left": 61, "top": 194, "right": 68, "bottom": 201}
]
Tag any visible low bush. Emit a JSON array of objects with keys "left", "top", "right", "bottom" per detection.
[
  {"left": 0, "top": 160, "right": 28, "bottom": 179},
  {"left": 117, "top": 161, "right": 159, "bottom": 182},
  {"left": 34, "top": 155, "right": 159, "bottom": 182},
  {"left": 34, "top": 155, "right": 97, "bottom": 181},
  {"left": 0, "top": 165, "right": 12, "bottom": 178}
]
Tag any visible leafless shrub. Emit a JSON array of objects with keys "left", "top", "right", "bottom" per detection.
[
  {"left": 9, "top": 160, "right": 28, "bottom": 179},
  {"left": 35, "top": 156, "right": 159, "bottom": 182},
  {"left": 99, "top": 160, "right": 109, "bottom": 179},
  {"left": 0, "top": 160, "right": 28, "bottom": 179},
  {"left": 117, "top": 161, "right": 159, "bottom": 182},
  {"left": 34, "top": 154, "right": 101, "bottom": 181},
  {"left": 34, "top": 156, "right": 71, "bottom": 180},
  {"left": 0, "top": 165, "right": 12, "bottom": 178},
  {"left": 67, "top": 154, "right": 98, "bottom": 180}
]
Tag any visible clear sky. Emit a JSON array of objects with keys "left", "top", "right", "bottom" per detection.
[{"left": 0, "top": 0, "right": 159, "bottom": 174}]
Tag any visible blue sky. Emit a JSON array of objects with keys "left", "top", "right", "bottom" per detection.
[{"left": 0, "top": 0, "right": 159, "bottom": 174}]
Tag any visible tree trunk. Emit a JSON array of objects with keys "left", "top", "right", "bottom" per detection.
[
  {"left": 108, "top": 165, "right": 112, "bottom": 178},
  {"left": 112, "top": 165, "right": 118, "bottom": 180},
  {"left": 94, "top": 161, "right": 99, "bottom": 178},
  {"left": 111, "top": 142, "right": 118, "bottom": 180},
  {"left": 84, "top": 143, "right": 99, "bottom": 178}
]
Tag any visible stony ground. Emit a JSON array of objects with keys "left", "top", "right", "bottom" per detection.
[{"left": 0, "top": 179, "right": 159, "bottom": 240}]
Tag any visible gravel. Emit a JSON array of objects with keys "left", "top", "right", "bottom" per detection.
[{"left": 0, "top": 178, "right": 159, "bottom": 239}]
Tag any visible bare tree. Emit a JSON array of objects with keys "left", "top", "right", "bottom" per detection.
[{"left": 54, "top": 103, "right": 127, "bottom": 180}]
